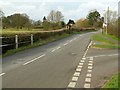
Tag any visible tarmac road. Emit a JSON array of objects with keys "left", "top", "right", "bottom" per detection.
[{"left": 1, "top": 31, "right": 118, "bottom": 88}]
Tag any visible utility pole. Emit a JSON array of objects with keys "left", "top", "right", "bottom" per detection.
[{"left": 106, "top": 7, "right": 109, "bottom": 35}]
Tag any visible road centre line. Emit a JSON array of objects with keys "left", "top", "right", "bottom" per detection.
[
  {"left": 23, "top": 54, "right": 46, "bottom": 65},
  {"left": 51, "top": 46, "right": 61, "bottom": 52},
  {"left": 0, "top": 73, "right": 5, "bottom": 76},
  {"left": 63, "top": 43, "right": 68, "bottom": 46}
]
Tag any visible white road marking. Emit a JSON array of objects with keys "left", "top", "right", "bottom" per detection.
[
  {"left": 79, "top": 63, "right": 83, "bottom": 65},
  {"left": 51, "top": 49, "right": 56, "bottom": 52},
  {"left": 76, "top": 68, "right": 81, "bottom": 72},
  {"left": 77, "top": 65, "right": 82, "bottom": 68},
  {"left": 86, "top": 74, "right": 92, "bottom": 77},
  {"left": 85, "top": 78, "right": 91, "bottom": 82},
  {"left": 72, "top": 76, "right": 78, "bottom": 81},
  {"left": 74, "top": 72, "right": 80, "bottom": 77},
  {"left": 56, "top": 46, "right": 61, "bottom": 50},
  {"left": 87, "top": 70, "right": 92, "bottom": 73},
  {"left": 88, "top": 66, "right": 93, "bottom": 69},
  {"left": 23, "top": 54, "right": 46, "bottom": 65},
  {"left": 82, "top": 57, "right": 86, "bottom": 60},
  {"left": 51, "top": 46, "right": 61, "bottom": 52},
  {"left": 74, "top": 38, "right": 77, "bottom": 40},
  {"left": 81, "top": 60, "right": 85, "bottom": 63},
  {"left": 86, "top": 54, "right": 119, "bottom": 58},
  {"left": 63, "top": 43, "right": 68, "bottom": 46},
  {"left": 68, "top": 82, "right": 76, "bottom": 88},
  {"left": 89, "top": 57, "right": 93, "bottom": 60},
  {"left": 69, "top": 40, "right": 73, "bottom": 42},
  {"left": 89, "top": 61, "right": 93, "bottom": 63},
  {"left": 0, "top": 73, "right": 5, "bottom": 76},
  {"left": 107, "top": 54, "right": 118, "bottom": 56},
  {"left": 84, "top": 83, "right": 90, "bottom": 88},
  {"left": 88, "top": 63, "right": 93, "bottom": 66}
]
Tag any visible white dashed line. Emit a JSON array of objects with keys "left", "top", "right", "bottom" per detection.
[
  {"left": 77, "top": 65, "right": 83, "bottom": 68},
  {"left": 51, "top": 46, "right": 61, "bottom": 52},
  {"left": 51, "top": 49, "right": 56, "bottom": 52},
  {"left": 86, "top": 54, "right": 119, "bottom": 58},
  {"left": 89, "top": 61, "right": 93, "bottom": 63},
  {"left": 88, "top": 66, "right": 93, "bottom": 69},
  {"left": 23, "top": 54, "right": 46, "bottom": 65},
  {"left": 84, "top": 83, "right": 90, "bottom": 88},
  {"left": 81, "top": 60, "right": 85, "bottom": 63},
  {"left": 79, "top": 63, "right": 83, "bottom": 65},
  {"left": 85, "top": 78, "right": 91, "bottom": 82},
  {"left": 72, "top": 76, "right": 78, "bottom": 81},
  {"left": 74, "top": 38, "right": 77, "bottom": 40},
  {"left": 82, "top": 58, "right": 86, "bottom": 60},
  {"left": 56, "top": 46, "right": 61, "bottom": 50},
  {"left": 88, "top": 63, "right": 93, "bottom": 66},
  {"left": 86, "top": 74, "right": 92, "bottom": 77},
  {"left": 69, "top": 40, "right": 73, "bottom": 42},
  {"left": 0, "top": 73, "right": 5, "bottom": 76},
  {"left": 74, "top": 72, "right": 80, "bottom": 77},
  {"left": 89, "top": 57, "right": 93, "bottom": 60},
  {"left": 87, "top": 70, "right": 92, "bottom": 73},
  {"left": 76, "top": 68, "right": 81, "bottom": 72},
  {"left": 63, "top": 43, "right": 68, "bottom": 46},
  {"left": 68, "top": 82, "right": 76, "bottom": 88}
]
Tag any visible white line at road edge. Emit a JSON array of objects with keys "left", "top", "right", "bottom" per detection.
[
  {"left": 0, "top": 73, "right": 5, "bottom": 76},
  {"left": 23, "top": 54, "right": 46, "bottom": 65},
  {"left": 86, "top": 54, "right": 119, "bottom": 58}
]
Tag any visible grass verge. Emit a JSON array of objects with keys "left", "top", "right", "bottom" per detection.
[
  {"left": 103, "top": 73, "right": 119, "bottom": 88},
  {"left": 92, "top": 33, "right": 120, "bottom": 49},
  {"left": 93, "top": 44, "right": 120, "bottom": 49}
]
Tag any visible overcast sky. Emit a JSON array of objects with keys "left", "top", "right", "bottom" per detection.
[{"left": 0, "top": 0, "right": 119, "bottom": 22}]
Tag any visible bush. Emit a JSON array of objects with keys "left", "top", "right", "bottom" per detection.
[{"left": 75, "top": 19, "right": 92, "bottom": 29}]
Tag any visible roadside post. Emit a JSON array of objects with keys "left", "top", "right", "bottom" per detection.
[
  {"left": 15, "top": 35, "right": 18, "bottom": 49},
  {"left": 31, "top": 34, "right": 33, "bottom": 45}
]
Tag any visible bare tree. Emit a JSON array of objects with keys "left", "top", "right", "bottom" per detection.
[
  {"left": 47, "top": 10, "right": 56, "bottom": 22},
  {"left": 55, "top": 11, "right": 64, "bottom": 22},
  {"left": 47, "top": 10, "right": 64, "bottom": 23}
]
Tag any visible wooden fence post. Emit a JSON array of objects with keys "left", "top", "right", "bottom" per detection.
[
  {"left": 31, "top": 34, "right": 33, "bottom": 45},
  {"left": 15, "top": 35, "right": 18, "bottom": 49}
]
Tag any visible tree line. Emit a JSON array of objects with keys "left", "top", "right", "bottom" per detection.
[
  {"left": 75, "top": 9, "right": 104, "bottom": 29},
  {"left": 1, "top": 10, "right": 66, "bottom": 30}
]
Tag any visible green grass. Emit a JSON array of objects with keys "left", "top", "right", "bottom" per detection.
[
  {"left": 104, "top": 34, "right": 120, "bottom": 41},
  {"left": 92, "top": 34, "right": 115, "bottom": 44},
  {"left": 92, "top": 33, "right": 119, "bottom": 49},
  {"left": 3, "top": 33, "right": 72, "bottom": 57},
  {"left": 93, "top": 44, "right": 120, "bottom": 49},
  {"left": 103, "top": 73, "right": 119, "bottom": 88}
]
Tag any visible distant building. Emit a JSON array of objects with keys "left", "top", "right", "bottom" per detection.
[{"left": 66, "top": 19, "right": 75, "bottom": 29}]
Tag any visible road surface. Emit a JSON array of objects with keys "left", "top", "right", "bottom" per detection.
[{"left": 1, "top": 31, "right": 118, "bottom": 88}]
